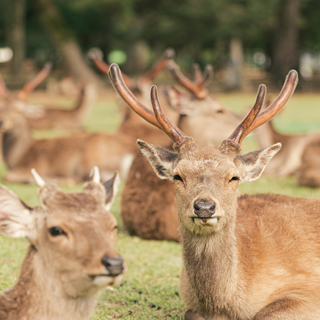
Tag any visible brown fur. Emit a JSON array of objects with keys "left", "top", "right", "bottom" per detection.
[
  {"left": 121, "top": 94, "right": 242, "bottom": 242},
  {"left": 26, "top": 83, "right": 96, "bottom": 130},
  {"left": 139, "top": 138, "right": 320, "bottom": 319},
  {"left": 0, "top": 173, "right": 124, "bottom": 320}
]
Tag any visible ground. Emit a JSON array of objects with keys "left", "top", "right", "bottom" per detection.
[{"left": 0, "top": 89, "right": 320, "bottom": 319}]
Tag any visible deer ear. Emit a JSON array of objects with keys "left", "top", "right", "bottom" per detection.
[
  {"left": 236, "top": 143, "right": 281, "bottom": 182},
  {"left": 0, "top": 186, "right": 33, "bottom": 238},
  {"left": 103, "top": 172, "right": 121, "bottom": 211},
  {"left": 137, "top": 140, "right": 180, "bottom": 180}
]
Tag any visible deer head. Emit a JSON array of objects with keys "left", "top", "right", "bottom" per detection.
[
  {"left": 0, "top": 167, "right": 125, "bottom": 297},
  {"left": 164, "top": 61, "right": 243, "bottom": 146},
  {"left": 109, "top": 64, "right": 298, "bottom": 236}
]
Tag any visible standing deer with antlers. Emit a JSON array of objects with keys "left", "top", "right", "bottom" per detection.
[
  {"left": 0, "top": 63, "right": 96, "bottom": 130},
  {"left": 119, "top": 61, "right": 242, "bottom": 241},
  {"left": 110, "top": 64, "right": 320, "bottom": 319},
  {"left": 0, "top": 167, "right": 125, "bottom": 320}
]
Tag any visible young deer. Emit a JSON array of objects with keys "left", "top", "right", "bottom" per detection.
[
  {"left": 120, "top": 62, "right": 242, "bottom": 241},
  {"left": 0, "top": 63, "right": 96, "bottom": 130},
  {"left": 0, "top": 167, "right": 125, "bottom": 320},
  {"left": 110, "top": 65, "right": 320, "bottom": 319}
]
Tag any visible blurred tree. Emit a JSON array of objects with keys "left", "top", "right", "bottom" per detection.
[
  {"left": 32, "top": 0, "right": 103, "bottom": 85},
  {"left": 271, "top": 0, "right": 301, "bottom": 82},
  {"left": 4, "top": 0, "right": 25, "bottom": 77}
]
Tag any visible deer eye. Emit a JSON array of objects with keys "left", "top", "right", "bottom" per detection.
[
  {"left": 48, "top": 227, "right": 67, "bottom": 237},
  {"left": 217, "top": 109, "right": 224, "bottom": 114},
  {"left": 229, "top": 176, "right": 240, "bottom": 183},
  {"left": 114, "top": 225, "right": 118, "bottom": 231},
  {"left": 173, "top": 174, "right": 183, "bottom": 182}
]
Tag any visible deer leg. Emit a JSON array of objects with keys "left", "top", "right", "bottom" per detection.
[
  {"left": 253, "top": 297, "right": 320, "bottom": 320},
  {"left": 185, "top": 309, "right": 206, "bottom": 320}
]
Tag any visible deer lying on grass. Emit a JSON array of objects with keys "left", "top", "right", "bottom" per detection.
[
  {"left": 117, "top": 62, "right": 242, "bottom": 241},
  {"left": 0, "top": 52, "right": 181, "bottom": 183},
  {"left": 111, "top": 65, "right": 320, "bottom": 319},
  {"left": 0, "top": 101, "right": 136, "bottom": 183},
  {"left": 0, "top": 63, "right": 96, "bottom": 130},
  {"left": 254, "top": 115, "right": 320, "bottom": 187},
  {"left": 0, "top": 167, "right": 125, "bottom": 320}
]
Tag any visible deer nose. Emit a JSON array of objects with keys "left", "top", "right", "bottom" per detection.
[
  {"left": 101, "top": 255, "right": 124, "bottom": 277},
  {"left": 194, "top": 200, "right": 216, "bottom": 218}
]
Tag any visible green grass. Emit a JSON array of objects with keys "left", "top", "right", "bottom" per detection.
[{"left": 1, "top": 90, "right": 320, "bottom": 319}]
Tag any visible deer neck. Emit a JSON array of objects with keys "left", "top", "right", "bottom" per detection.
[
  {"left": 3, "top": 117, "right": 34, "bottom": 168},
  {"left": 72, "top": 88, "right": 94, "bottom": 122},
  {"left": 0, "top": 246, "right": 97, "bottom": 320},
  {"left": 180, "top": 207, "right": 240, "bottom": 316}
]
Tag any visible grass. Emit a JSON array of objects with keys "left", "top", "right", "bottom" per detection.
[{"left": 1, "top": 89, "right": 320, "bottom": 319}]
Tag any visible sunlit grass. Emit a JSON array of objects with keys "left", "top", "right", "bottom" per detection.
[{"left": 1, "top": 90, "right": 320, "bottom": 319}]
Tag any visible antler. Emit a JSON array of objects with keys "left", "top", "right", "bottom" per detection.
[
  {"left": 17, "top": 63, "right": 52, "bottom": 100},
  {"left": 89, "top": 51, "right": 134, "bottom": 88},
  {"left": 224, "top": 70, "right": 298, "bottom": 147},
  {"left": 140, "top": 48, "right": 175, "bottom": 82},
  {"left": 167, "top": 61, "right": 213, "bottom": 99},
  {"left": 109, "top": 63, "right": 189, "bottom": 144}
]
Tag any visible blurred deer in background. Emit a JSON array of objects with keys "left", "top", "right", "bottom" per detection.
[
  {"left": 0, "top": 168, "right": 125, "bottom": 320},
  {"left": 91, "top": 48, "right": 178, "bottom": 147},
  {"left": 0, "top": 50, "right": 181, "bottom": 184},
  {"left": 0, "top": 63, "right": 97, "bottom": 130},
  {"left": 0, "top": 99, "right": 136, "bottom": 183},
  {"left": 111, "top": 65, "right": 320, "bottom": 319},
  {"left": 114, "top": 62, "right": 242, "bottom": 241},
  {"left": 254, "top": 112, "right": 320, "bottom": 188}
]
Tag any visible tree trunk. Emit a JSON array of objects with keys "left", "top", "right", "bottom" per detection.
[
  {"left": 33, "top": 0, "right": 104, "bottom": 87},
  {"left": 4, "top": 0, "right": 25, "bottom": 78},
  {"left": 271, "top": 0, "right": 300, "bottom": 83}
]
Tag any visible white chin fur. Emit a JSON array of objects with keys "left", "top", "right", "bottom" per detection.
[
  {"left": 194, "top": 217, "right": 218, "bottom": 227},
  {"left": 93, "top": 274, "right": 123, "bottom": 287}
]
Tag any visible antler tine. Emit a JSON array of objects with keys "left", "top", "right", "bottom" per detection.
[
  {"left": 0, "top": 74, "right": 7, "bottom": 98},
  {"left": 193, "top": 63, "right": 203, "bottom": 85},
  {"left": 140, "top": 48, "right": 176, "bottom": 82},
  {"left": 108, "top": 64, "right": 162, "bottom": 131},
  {"left": 17, "top": 63, "right": 52, "bottom": 100},
  {"left": 167, "top": 60, "right": 208, "bottom": 99},
  {"left": 31, "top": 168, "right": 46, "bottom": 187},
  {"left": 248, "top": 70, "right": 298, "bottom": 134},
  {"left": 226, "top": 84, "right": 267, "bottom": 145},
  {"left": 225, "top": 70, "right": 298, "bottom": 148},
  {"left": 90, "top": 54, "right": 134, "bottom": 88},
  {"left": 150, "top": 85, "right": 189, "bottom": 144},
  {"left": 197, "top": 64, "right": 213, "bottom": 88}
]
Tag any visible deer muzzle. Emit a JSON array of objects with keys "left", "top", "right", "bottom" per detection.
[{"left": 101, "top": 255, "right": 124, "bottom": 277}]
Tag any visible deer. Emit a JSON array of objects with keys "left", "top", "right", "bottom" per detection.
[
  {"left": 119, "top": 61, "right": 243, "bottom": 241},
  {"left": 0, "top": 167, "right": 126, "bottom": 320},
  {"left": 254, "top": 114, "right": 320, "bottom": 187},
  {"left": 0, "top": 99, "right": 137, "bottom": 183},
  {"left": 0, "top": 63, "right": 97, "bottom": 130},
  {"left": 0, "top": 52, "right": 182, "bottom": 184},
  {"left": 110, "top": 64, "right": 320, "bottom": 319},
  {"left": 90, "top": 48, "right": 179, "bottom": 148}
]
